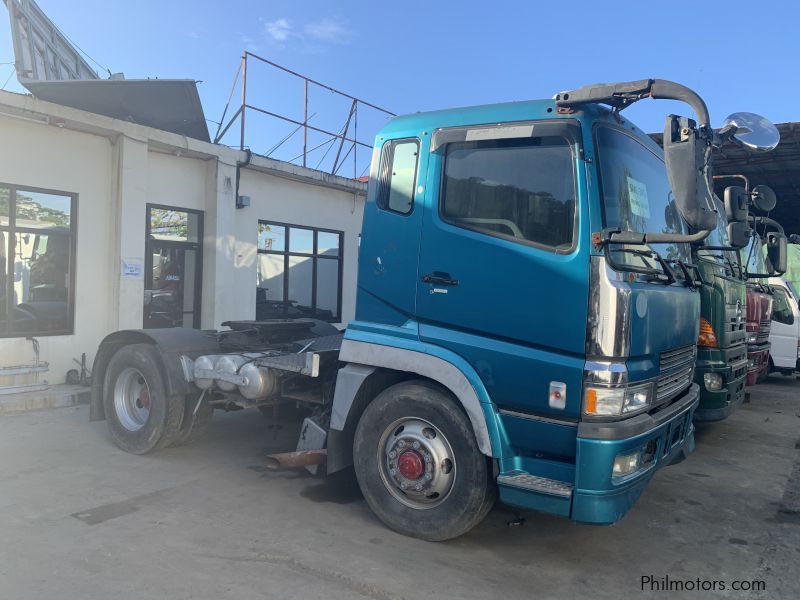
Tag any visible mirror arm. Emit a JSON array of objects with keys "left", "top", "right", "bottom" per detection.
[
  {"left": 555, "top": 79, "right": 710, "bottom": 126},
  {"left": 649, "top": 80, "right": 710, "bottom": 128},
  {"left": 599, "top": 228, "right": 712, "bottom": 246},
  {"left": 750, "top": 215, "right": 785, "bottom": 235}
]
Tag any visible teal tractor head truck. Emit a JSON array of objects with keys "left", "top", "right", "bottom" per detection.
[{"left": 90, "top": 79, "right": 780, "bottom": 540}]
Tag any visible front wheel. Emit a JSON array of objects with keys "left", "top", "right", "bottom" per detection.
[
  {"left": 353, "top": 380, "right": 496, "bottom": 541},
  {"left": 103, "top": 344, "right": 185, "bottom": 454}
]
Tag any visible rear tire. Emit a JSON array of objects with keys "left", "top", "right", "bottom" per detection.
[
  {"left": 103, "top": 344, "right": 184, "bottom": 454},
  {"left": 353, "top": 380, "right": 496, "bottom": 541},
  {"left": 171, "top": 393, "right": 214, "bottom": 447}
]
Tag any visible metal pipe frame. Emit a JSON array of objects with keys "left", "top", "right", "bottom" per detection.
[{"left": 214, "top": 51, "right": 394, "bottom": 176}]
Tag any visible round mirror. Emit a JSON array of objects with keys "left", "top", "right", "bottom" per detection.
[
  {"left": 752, "top": 184, "right": 777, "bottom": 212},
  {"left": 722, "top": 112, "right": 780, "bottom": 152}
]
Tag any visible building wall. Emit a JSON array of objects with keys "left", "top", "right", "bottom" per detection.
[
  {"left": 0, "top": 113, "right": 115, "bottom": 379},
  {"left": 0, "top": 94, "right": 366, "bottom": 385}
]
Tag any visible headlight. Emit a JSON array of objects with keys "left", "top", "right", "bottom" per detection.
[
  {"left": 703, "top": 372, "right": 723, "bottom": 391},
  {"left": 584, "top": 382, "right": 652, "bottom": 416},
  {"left": 613, "top": 451, "right": 641, "bottom": 476},
  {"left": 747, "top": 332, "right": 758, "bottom": 343}
]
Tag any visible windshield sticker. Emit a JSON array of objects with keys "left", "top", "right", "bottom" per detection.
[
  {"left": 465, "top": 124, "right": 533, "bottom": 142},
  {"left": 626, "top": 176, "right": 651, "bottom": 219}
]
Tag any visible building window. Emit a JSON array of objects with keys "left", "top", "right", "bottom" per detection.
[
  {"left": 257, "top": 221, "right": 343, "bottom": 322},
  {"left": 0, "top": 183, "right": 77, "bottom": 336}
]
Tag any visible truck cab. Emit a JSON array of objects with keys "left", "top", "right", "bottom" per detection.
[
  {"left": 89, "top": 80, "right": 781, "bottom": 541},
  {"left": 768, "top": 277, "right": 800, "bottom": 375},
  {"left": 743, "top": 234, "right": 776, "bottom": 384},
  {"left": 690, "top": 200, "right": 748, "bottom": 421}
]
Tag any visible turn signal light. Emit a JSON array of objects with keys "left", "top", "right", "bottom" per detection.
[{"left": 698, "top": 318, "right": 718, "bottom": 348}]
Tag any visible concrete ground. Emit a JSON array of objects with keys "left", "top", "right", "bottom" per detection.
[{"left": 0, "top": 378, "right": 798, "bottom": 600}]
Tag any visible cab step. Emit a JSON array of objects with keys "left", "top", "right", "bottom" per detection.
[{"left": 498, "top": 471, "right": 574, "bottom": 498}]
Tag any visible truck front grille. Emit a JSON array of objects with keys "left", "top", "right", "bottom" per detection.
[
  {"left": 656, "top": 365, "right": 694, "bottom": 404},
  {"left": 757, "top": 319, "right": 771, "bottom": 343},
  {"left": 659, "top": 345, "right": 696, "bottom": 372}
]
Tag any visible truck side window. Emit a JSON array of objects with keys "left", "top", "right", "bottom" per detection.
[
  {"left": 772, "top": 287, "right": 794, "bottom": 325},
  {"left": 377, "top": 139, "right": 419, "bottom": 215},
  {"left": 441, "top": 136, "right": 576, "bottom": 250}
]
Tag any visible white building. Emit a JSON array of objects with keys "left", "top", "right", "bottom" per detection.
[{"left": 0, "top": 90, "right": 366, "bottom": 383}]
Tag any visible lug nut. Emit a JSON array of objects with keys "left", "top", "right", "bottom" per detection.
[{"left": 412, "top": 441, "right": 420, "bottom": 449}]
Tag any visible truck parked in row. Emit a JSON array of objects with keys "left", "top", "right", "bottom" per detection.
[
  {"left": 90, "top": 79, "right": 782, "bottom": 540},
  {"left": 740, "top": 208, "right": 789, "bottom": 385},
  {"left": 691, "top": 176, "right": 784, "bottom": 419},
  {"left": 769, "top": 276, "right": 800, "bottom": 375}
]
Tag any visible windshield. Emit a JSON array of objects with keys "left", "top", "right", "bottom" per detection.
[
  {"left": 595, "top": 126, "right": 691, "bottom": 270},
  {"left": 696, "top": 197, "right": 738, "bottom": 274}
]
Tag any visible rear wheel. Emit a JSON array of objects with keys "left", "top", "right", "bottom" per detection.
[
  {"left": 353, "top": 380, "right": 496, "bottom": 541},
  {"left": 103, "top": 344, "right": 184, "bottom": 454}
]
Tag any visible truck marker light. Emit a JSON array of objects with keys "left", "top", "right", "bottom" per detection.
[
  {"left": 585, "top": 389, "right": 597, "bottom": 414},
  {"left": 549, "top": 382, "right": 566, "bottom": 409},
  {"left": 698, "top": 318, "right": 718, "bottom": 348}
]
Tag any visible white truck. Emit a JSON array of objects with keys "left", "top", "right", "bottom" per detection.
[{"left": 768, "top": 277, "right": 800, "bottom": 376}]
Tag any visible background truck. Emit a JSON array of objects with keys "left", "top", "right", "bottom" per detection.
[
  {"left": 741, "top": 212, "right": 789, "bottom": 385},
  {"left": 769, "top": 276, "right": 800, "bottom": 375},
  {"left": 90, "top": 80, "right": 781, "bottom": 541},
  {"left": 690, "top": 176, "right": 782, "bottom": 420}
]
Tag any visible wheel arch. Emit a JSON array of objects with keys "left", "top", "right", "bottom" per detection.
[
  {"left": 90, "top": 328, "right": 221, "bottom": 421},
  {"left": 326, "top": 339, "right": 503, "bottom": 474}
]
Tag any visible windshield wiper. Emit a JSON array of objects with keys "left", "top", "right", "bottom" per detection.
[
  {"left": 605, "top": 246, "right": 676, "bottom": 285},
  {"left": 597, "top": 228, "right": 681, "bottom": 284}
]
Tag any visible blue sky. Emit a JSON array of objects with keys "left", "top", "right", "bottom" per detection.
[{"left": 1, "top": 0, "right": 796, "bottom": 173}]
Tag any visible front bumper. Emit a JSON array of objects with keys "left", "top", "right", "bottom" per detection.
[
  {"left": 569, "top": 383, "right": 699, "bottom": 524},
  {"left": 693, "top": 347, "right": 747, "bottom": 422},
  {"left": 746, "top": 344, "right": 771, "bottom": 386}
]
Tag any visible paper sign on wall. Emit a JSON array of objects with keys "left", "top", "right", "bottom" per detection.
[
  {"left": 626, "top": 176, "right": 651, "bottom": 219},
  {"left": 122, "top": 258, "right": 143, "bottom": 278}
]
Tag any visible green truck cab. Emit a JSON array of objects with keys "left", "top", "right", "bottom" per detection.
[{"left": 691, "top": 200, "right": 748, "bottom": 421}]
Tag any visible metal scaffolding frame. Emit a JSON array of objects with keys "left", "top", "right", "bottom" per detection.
[{"left": 214, "top": 52, "right": 395, "bottom": 178}]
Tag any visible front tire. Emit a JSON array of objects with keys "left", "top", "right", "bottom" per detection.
[
  {"left": 103, "top": 344, "right": 185, "bottom": 454},
  {"left": 353, "top": 380, "right": 496, "bottom": 541}
]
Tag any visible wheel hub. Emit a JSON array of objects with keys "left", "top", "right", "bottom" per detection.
[
  {"left": 113, "top": 367, "right": 152, "bottom": 432},
  {"left": 398, "top": 450, "right": 425, "bottom": 480},
  {"left": 378, "top": 417, "right": 456, "bottom": 509}
]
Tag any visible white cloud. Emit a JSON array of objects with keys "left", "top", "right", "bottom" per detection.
[
  {"left": 304, "top": 18, "right": 351, "bottom": 44},
  {"left": 186, "top": 31, "right": 200, "bottom": 39},
  {"left": 264, "top": 18, "right": 293, "bottom": 42}
]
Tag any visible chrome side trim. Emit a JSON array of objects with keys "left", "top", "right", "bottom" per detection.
[
  {"left": 583, "top": 360, "right": 628, "bottom": 385},
  {"left": 338, "top": 339, "right": 494, "bottom": 456},
  {"left": 587, "top": 256, "right": 632, "bottom": 358}
]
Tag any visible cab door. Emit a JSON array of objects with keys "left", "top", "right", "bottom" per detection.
[{"left": 415, "top": 120, "right": 590, "bottom": 418}]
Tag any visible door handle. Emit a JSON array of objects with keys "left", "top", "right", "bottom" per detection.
[{"left": 422, "top": 272, "right": 459, "bottom": 286}]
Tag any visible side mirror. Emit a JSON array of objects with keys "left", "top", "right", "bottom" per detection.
[
  {"left": 752, "top": 184, "right": 777, "bottom": 212},
  {"left": 727, "top": 221, "right": 752, "bottom": 249},
  {"left": 663, "top": 115, "right": 717, "bottom": 231},
  {"left": 766, "top": 232, "right": 788, "bottom": 275},
  {"left": 723, "top": 186, "right": 749, "bottom": 222},
  {"left": 722, "top": 112, "right": 780, "bottom": 152}
]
